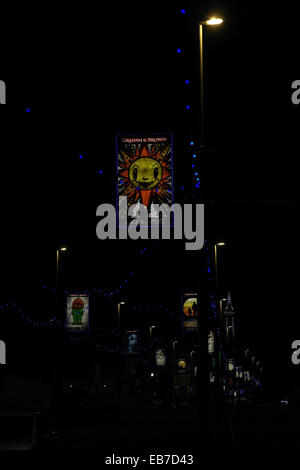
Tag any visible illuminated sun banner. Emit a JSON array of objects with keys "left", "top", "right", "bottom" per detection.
[{"left": 116, "top": 134, "right": 173, "bottom": 219}]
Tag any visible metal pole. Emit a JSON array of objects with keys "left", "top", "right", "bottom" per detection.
[
  {"left": 117, "top": 303, "right": 122, "bottom": 414},
  {"left": 199, "top": 23, "right": 204, "bottom": 147},
  {"left": 118, "top": 303, "right": 121, "bottom": 330},
  {"left": 56, "top": 249, "right": 59, "bottom": 293},
  {"left": 214, "top": 244, "right": 218, "bottom": 298},
  {"left": 214, "top": 245, "right": 221, "bottom": 404}
]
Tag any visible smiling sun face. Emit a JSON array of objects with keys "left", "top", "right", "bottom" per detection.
[
  {"left": 129, "top": 157, "right": 163, "bottom": 190},
  {"left": 118, "top": 141, "right": 172, "bottom": 209}
]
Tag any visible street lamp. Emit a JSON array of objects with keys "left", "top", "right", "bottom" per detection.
[
  {"left": 199, "top": 17, "right": 223, "bottom": 146},
  {"left": 219, "top": 297, "right": 227, "bottom": 331},
  {"left": 149, "top": 325, "right": 156, "bottom": 342},
  {"left": 117, "top": 301, "right": 125, "bottom": 412},
  {"left": 56, "top": 246, "right": 68, "bottom": 291},
  {"left": 214, "top": 242, "right": 225, "bottom": 300},
  {"left": 117, "top": 301, "right": 125, "bottom": 330},
  {"left": 205, "top": 17, "right": 223, "bottom": 26},
  {"left": 196, "top": 14, "right": 223, "bottom": 423}
]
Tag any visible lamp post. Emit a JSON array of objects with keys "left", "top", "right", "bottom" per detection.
[
  {"left": 117, "top": 301, "right": 125, "bottom": 413},
  {"left": 214, "top": 242, "right": 225, "bottom": 300},
  {"left": 196, "top": 15, "right": 224, "bottom": 438},
  {"left": 53, "top": 246, "right": 67, "bottom": 406},
  {"left": 117, "top": 301, "right": 125, "bottom": 331},
  {"left": 212, "top": 241, "right": 225, "bottom": 407},
  {"left": 150, "top": 325, "right": 155, "bottom": 342},
  {"left": 219, "top": 297, "right": 227, "bottom": 333},
  {"left": 56, "top": 247, "right": 67, "bottom": 292},
  {"left": 199, "top": 17, "right": 223, "bottom": 146}
]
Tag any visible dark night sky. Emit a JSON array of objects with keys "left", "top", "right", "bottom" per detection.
[{"left": 1, "top": 3, "right": 300, "bottom": 387}]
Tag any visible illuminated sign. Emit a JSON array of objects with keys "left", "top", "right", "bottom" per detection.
[
  {"left": 155, "top": 349, "right": 166, "bottom": 367},
  {"left": 208, "top": 330, "right": 215, "bottom": 355},
  {"left": 66, "top": 294, "right": 89, "bottom": 332},
  {"left": 117, "top": 134, "right": 173, "bottom": 223},
  {"left": 125, "top": 330, "right": 140, "bottom": 355},
  {"left": 182, "top": 292, "right": 198, "bottom": 330},
  {"left": 177, "top": 359, "right": 188, "bottom": 374}
]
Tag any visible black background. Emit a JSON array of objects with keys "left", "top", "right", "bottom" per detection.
[{"left": 1, "top": 1, "right": 300, "bottom": 419}]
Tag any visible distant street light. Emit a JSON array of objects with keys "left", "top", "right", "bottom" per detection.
[
  {"left": 117, "top": 301, "right": 126, "bottom": 412},
  {"left": 150, "top": 325, "right": 156, "bottom": 342},
  {"left": 117, "top": 302, "right": 125, "bottom": 330},
  {"left": 219, "top": 297, "right": 227, "bottom": 331},
  {"left": 214, "top": 242, "right": 226, "bottom": 299},
  {"left": 56, "top": 246, "right": 68, "bottom": 291}
]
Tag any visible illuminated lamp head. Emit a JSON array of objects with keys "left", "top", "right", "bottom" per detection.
[{"left": 129, "top": 157, "right": 163, "bottom": 190}]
